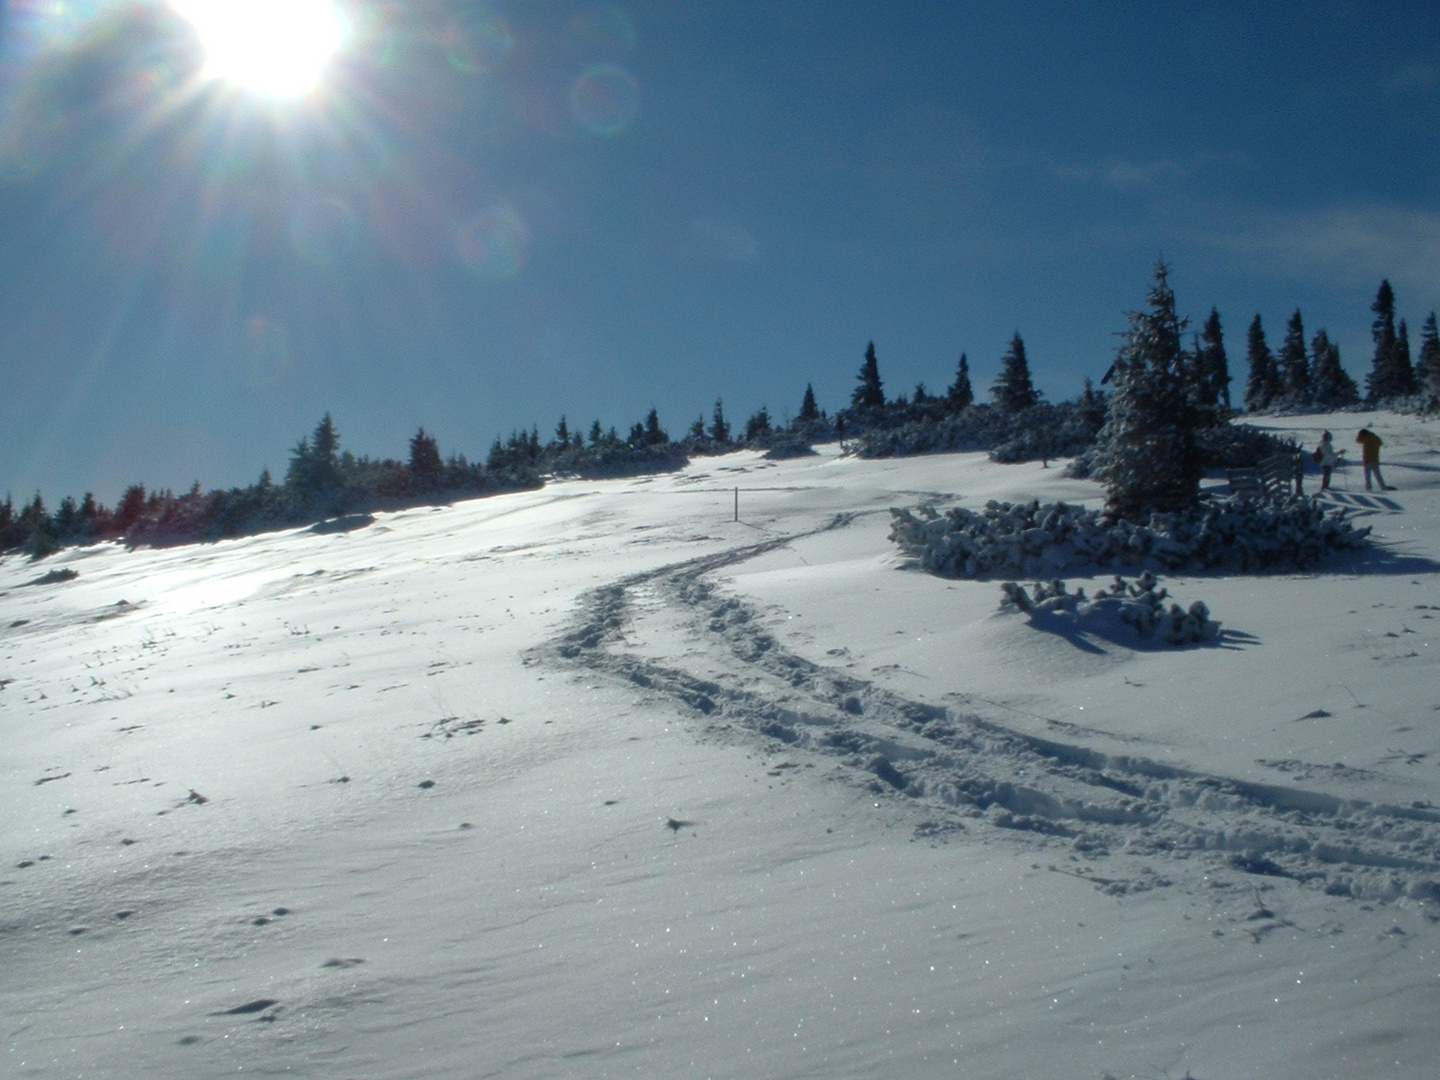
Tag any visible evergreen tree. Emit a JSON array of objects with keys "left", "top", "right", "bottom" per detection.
[
  {"left": 797, "top": 383, "right": 820, "bottom": 423},
  {"left": 1195, "top": 307, "right": 1231, "bottom": 413},
  {"left": 642, "top": 407, "right": 668, "bottom": 445},
  {"left": 744, "top": 406, "right": 772, "bottom": 441},
  {"left": 991, "top": 333, "right": 1039, "bottom": 412},
  {"left": 588, "top": 419, "right": 603, "bottom": 446},
  {"left": 1417, "top": 312, "right": 1440, "bottom": 398},
  {"left": 709, "top": 398, "right": 731, "bottom": 443},
  {"left": 1078, "top": 377, "right": 1107, "bottom": 431},
  {"left": 945, "top": 352, "right": 974, "bottom": 411},
  {"left": 1092, "top": 263, "right": 1202, "bottom": 515},
  {"left": 114, "top": 484, "right": 147, "bottom": 531},
  {"left": 20, "top": 492, "right": 54, "bottom": 558},
  {"left": 851, "top": 341, "right": 885, "bottom": 409},
  {"left": 1278, "top": 309, "right": 1311, "bottom": 405},
  {"left": 408, "top": 427, "right": 442, "bottom": 478},
  {"left": 555, "top": 416, "right": 569, "bottom": 446},
  {"left": 1309, "top": 329, "right": 1360, "bottom": 408},
  {"left": 1397, "top": 318, "right": 1414, "bottom": 395},
  {"left": 1367, "top": 279, "right": 1417, "bottom": 401},
  {"left": 287, "top": 413, "right": 344, "bottom": 504},
  {"left": 687, "top": 415, "right": 706, "bottom": 442},
  {"left": 1243, "top": 314, "right": 1280, "bottom": 411}
]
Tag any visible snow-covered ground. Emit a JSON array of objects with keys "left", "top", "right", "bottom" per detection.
[{"left": 3, "top": 411, "right": 1439, "bottom": 1080}]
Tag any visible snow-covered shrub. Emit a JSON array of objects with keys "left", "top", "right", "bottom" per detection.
[
  {"left": 854, "top": 401, "right": 1103, "bottom": 464},
  {"left": 761, "top": 432, "right": 818, "bottom": 460},
  {"left": 999, "top": 573, "right": 1220, "bottom": 645},
  {"left": 890, "top": 496, "right": 1370, "bottom": 578}
]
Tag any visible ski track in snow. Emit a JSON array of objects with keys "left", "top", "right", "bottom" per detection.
[{"left": 536, "top": 512, "right": 1440, "bottom": 906}]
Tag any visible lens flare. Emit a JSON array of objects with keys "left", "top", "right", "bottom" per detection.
[
  {"left": 569, "top": 64, "right": 639, "bottom": 136},
  {"left": 456, "top": 203, "right": 528, "bottom": 279},
  {"left": 445, "top": 8, "right": 514, "bottom": 75},
  {"left": 171, "top": 0, "right": 349, "bottom": 98}
]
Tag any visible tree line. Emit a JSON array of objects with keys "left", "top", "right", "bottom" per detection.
[{"left": 4, "top": 273, "right": 1436, "bottom": 557}]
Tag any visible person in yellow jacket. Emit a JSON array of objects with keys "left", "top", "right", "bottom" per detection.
[{"left": 1355, "top": 428, "right": 1394, "bottom": 491}]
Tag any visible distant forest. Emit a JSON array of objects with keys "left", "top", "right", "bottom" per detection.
[{"left": 5, "top": 276, "right": 1439, "bottom": 558}]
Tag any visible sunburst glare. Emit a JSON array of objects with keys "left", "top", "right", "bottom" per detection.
[{"left": 171, "top": 0, "right": 350, "bottom": 99}]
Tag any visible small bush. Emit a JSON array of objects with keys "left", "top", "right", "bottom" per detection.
[{"left": 999, "top": 573, "right": 1221, "bottom": 646}]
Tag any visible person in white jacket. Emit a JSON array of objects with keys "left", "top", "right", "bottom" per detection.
[{"left": 1314, "top": 430, "right": 1342, "bottom": 491}]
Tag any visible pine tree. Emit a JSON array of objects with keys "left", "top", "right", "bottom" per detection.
[
  {"left": 1367, "top": 279, "right": 1417, "bottom": 401},
  {"left": 114, "top": 485, "right": 147, "bottom": 531},
  {"left": 1417, "top": 312, "right": 1440, "bottom": 398},
  {"left": 555, "top": 416, "right": 570, "bottom": 446},
  {"left": 991, "top": 332, "right": 1039, "bottom": 412},
  {"left": 642, "top": 407, "right": 667, "bottom": 445},
  {"left": 1243, "top": 314, "right": 1279, "bottom": 411},
  {"left": 851, "top": 342, "right": 884, "bottom": 409},
  {"left": 687, "top": 415, "right": 706, "bottom": 442},
  {"left": 797, "top": 383, "right": 820, "bottom": 423},
  {"left": 945, "top": 352, "right": 974, "bottom": 411},
  {"left": 1195, "top": 308, "right": 1231, "bottom": 414},
  {"left": 1078, "top": 377, "right": 1107, "bottom": 431},
  {"left": 409, "top": 427, "right": 442, "bottom": 478},
  {"left": 1309, "top": 329, "right": 1360, "bottom": 408},
  {"left": 709, "top": 398, "right": 731, "bottom": 444},
  {"left": 1278, "top": 309, "right": 1311, "bottom": 405},
  {"left": 1397, "top": 318, "right": 1414, "bottom": 395},
  {"left": 744, "top": 406, "right": 771, "bottom": 441},
  {"left": 1092, "top": 263, "right": 1202, "bottom": 515}
]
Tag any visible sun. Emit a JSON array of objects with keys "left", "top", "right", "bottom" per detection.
[{"left": 172, "top": 0, "right": 350, "bottom": 99}]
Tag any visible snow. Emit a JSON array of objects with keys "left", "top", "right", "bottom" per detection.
[{"left": 3, "top": 410, "right": 1439, "bottom": 1079}]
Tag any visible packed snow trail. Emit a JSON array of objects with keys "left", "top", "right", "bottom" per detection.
[{"left": 535, "top": 514, "right": 1440, "bottom": 905}]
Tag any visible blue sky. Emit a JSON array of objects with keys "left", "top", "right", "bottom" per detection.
[{"left": 2, "top": 0, "right": 1437, "bottom": 506}]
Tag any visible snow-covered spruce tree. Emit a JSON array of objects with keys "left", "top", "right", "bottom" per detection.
[
  {"left": 991, "top": 333, "right": 1039, "bottom": 412},
  {"left": 945, "top": 352, "right": 974, "bottom": 411},
  {"left": 1091, "top": 263, "right": 1203, "bottom": 516},
  {"left": 1278, "top": 309, "right": 1311, "bottom": 406},
  {"left": 1309, "top": 329, "right": 1360, "bottom": 408},
  {"left": 1243, "top": 314, "right": 1280, "bottom": 411}
]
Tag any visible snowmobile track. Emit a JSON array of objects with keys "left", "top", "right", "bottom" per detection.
[{"left": 533, "top": 517, "right": 1440, "bottom": 906}]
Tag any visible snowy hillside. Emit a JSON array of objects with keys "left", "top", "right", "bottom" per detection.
[{"left": 4, "top": 411, "right": 1440, "bottom": 1080}]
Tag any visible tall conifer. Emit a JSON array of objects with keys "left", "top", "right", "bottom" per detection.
[
  {"left": 991, "top": 333, "right": 1039, "bottom": 412},
  {"left": 1278, "top": 309, "right": 1311, "bottom": 405},
  {"left": 1092, "top": 264, "right": 1201, "bottom": 514},
  {"left": 1417, "top": 312, "right": 1440, "bottom": 397},
  {"left": 851, "top": 342, "right": 885, "bottom": 409},
  {"left": 1243, "top": 315, "right": 1279, "bottom": 411},
  {"left": 1309, "top": 329, "right": 1360, "bottom": 408},
  {"left": 945, "top": 353, "right": 974, "bottom": 411},
  {"left": 1196, "top": 308, "right": 1231, "bottom": 414}
]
